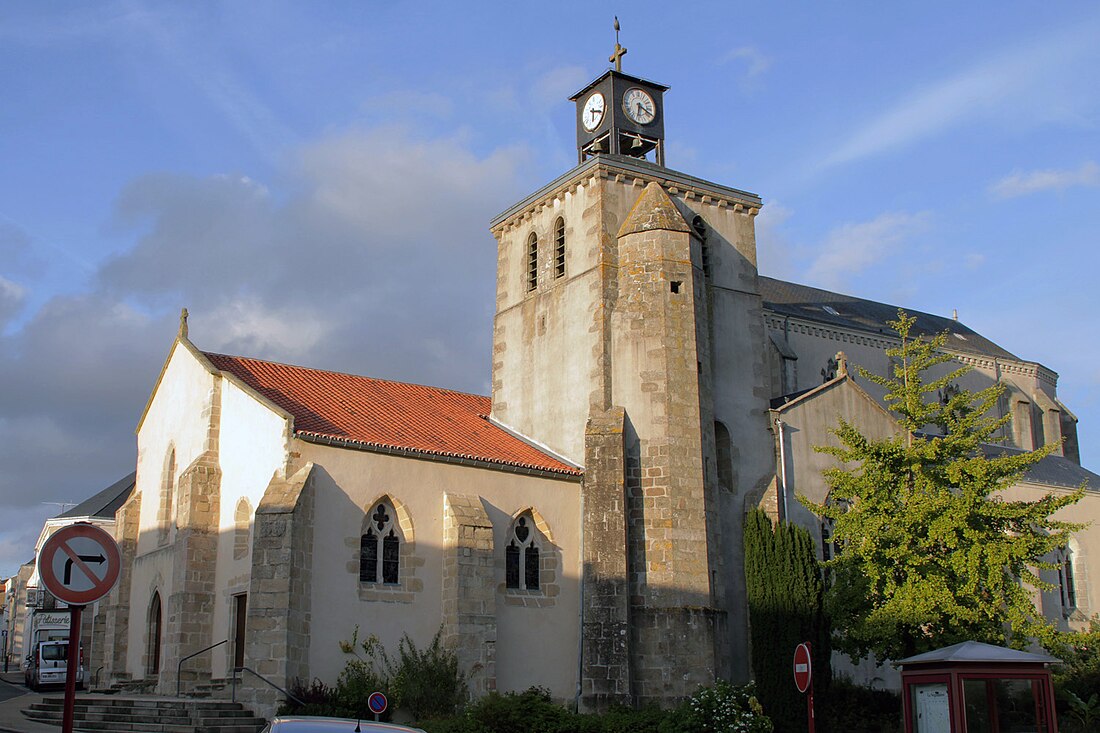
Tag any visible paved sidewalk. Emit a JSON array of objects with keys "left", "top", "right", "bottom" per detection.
[{"left": 0, "top": 673, "right": 55, "bottom": 733}]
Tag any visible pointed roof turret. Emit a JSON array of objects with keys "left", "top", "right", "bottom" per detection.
[{"left": 617, "top": 181, "right": 691, "bottom": 238}]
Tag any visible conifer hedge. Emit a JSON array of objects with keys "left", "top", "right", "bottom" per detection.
[{"left": 743, "top": 509, "right": 830, "bottom": 732}]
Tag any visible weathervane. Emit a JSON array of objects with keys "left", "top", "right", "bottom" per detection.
[{"left": 609, "top": 17, "right": 627, "bottom": 72}]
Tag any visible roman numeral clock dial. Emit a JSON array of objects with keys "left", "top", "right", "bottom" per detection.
[{"left": 623, "top": 87, "right": 656, "bottom": 124}]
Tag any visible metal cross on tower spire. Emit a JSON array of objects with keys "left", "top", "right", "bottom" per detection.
[{"left": 609, "top": 17, "right": 627, "bottom": 71}]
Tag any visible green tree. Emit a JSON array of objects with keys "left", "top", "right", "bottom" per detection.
[
  {"left": 802, "top": 311, "right": 1084, "bottom": 662},
  {"left": 743, "top": 508, "right": 830, "bottom": 731}
]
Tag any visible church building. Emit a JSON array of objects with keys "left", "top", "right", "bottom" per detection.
[{"left": 91, "top": 58, "right": 1098, "bottom": 717}]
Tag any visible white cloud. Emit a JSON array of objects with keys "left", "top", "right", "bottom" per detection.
[
  {"left": 0, "top": 275, "right": 27, "bottom": 329},
  {"left": 990, "top": 161, "right": 1099, "bottom": 199},
  {"left": 531, "top": 65, "right": 588, "bottom": 111},
  {"left": 721, "top": 46, "right": 771, "bottom": 81},
  {"left": 199, "top": 298, "right": 334, "bottom": 359},
  {"left": 0, "top": 126, "right": 529, "bottom": 570},
  {"left": 819, "top": 20, "right": 1100, "bottom": 170},
  {"left": 806, "top": 211, "right": 930, "bottom": 289}
]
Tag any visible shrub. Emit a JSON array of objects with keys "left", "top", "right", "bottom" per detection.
[
  {"left": 1051, "top": 620, "right": 1100, "bottom": 733},
  {"left": 335, "top": 627, "right": 391, "bottom": 719},
  {"left": 659, "top": 680, "right": 773, "bottom": 733},
  {"left": 818, "top": 678, "right": 901, "bottom": 733},
  {"left": 462, "top": 686, "right": 571, "bottom": 733},
  {"left": 743, "top": 510, "right": 830, "bottom": 732},
  {"left": 277, "top": 678, "right": 343, "bottom": 717},
  {"left": 389, "top": 628, "right": 468, "bottom": 719}
]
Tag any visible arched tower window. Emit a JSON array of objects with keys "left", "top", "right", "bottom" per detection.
[
  {"left": 233, "top": 498, "right": 252, "bottom": 561},
  {"left": 554, "top": 217, "right": 566, "bottom": 279},
  {"left": 692, "top": 215, "right": 710, "bottom": 277},
  {"left": 147, "top": 592, "right": 162, "bottom": 675},
  {"left": 361, "top": 501, "right": 401, "bottom": 584},
  {"left": 506, "top": 514, "right": 544, "bottom": 591},
  {"left": 526, "top": 232, "right": 539, "bottom": 292},
  {"left": 157, "top": 448, "right": 176, "bottom": 546}
]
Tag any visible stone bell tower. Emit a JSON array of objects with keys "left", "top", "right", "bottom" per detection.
[{"left": 489, "top": 41, "right": 772, "bottom": 710}]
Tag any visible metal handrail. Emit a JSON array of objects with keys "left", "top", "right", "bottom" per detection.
[
  {"left": 176, "top": 639, "right": 228, "bottom": 697},
  {"left": 93, "top": 666, "right": 104, "bottom": 687},
  {"left": 231, "top": 666, "right": 305, "bottom": 707}
]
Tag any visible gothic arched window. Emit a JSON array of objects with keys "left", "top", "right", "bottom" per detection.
[
  {"left": 361, "top": 502, "right": 400, "bottom": 584},
  {"left": 157, "top": 447, "right": 176, "bottom": 546},
  {"left": 233, "top": 498, "right": 252, "bottom": 561},
  {"left": 526, "top": 232, "right": 539, "bottom": 292},
  {"left": 506, "top": 515, "right": 542, "bottom": 591},
  {"left": 554, "top": 217, "right": 566, "bottom": 279},
  {"left": 147, "top": 592, "right": 162, "bottom": 675},
  {"left": 1060, "top": 544, "right": 1078, "bottom": 611}
]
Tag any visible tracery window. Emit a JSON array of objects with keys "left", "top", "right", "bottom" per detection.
[
  {"left": 526, "top": 232, "right": 539, "bottom": 292},
  {"left": 361, "top": 502, "right": 400, "bottom": 584},
  {"left": 505, "top": 515, "right": 541, "bottom": 591},
  {"left": 554, "top": 217, "right": 566, "bottom": 279}
]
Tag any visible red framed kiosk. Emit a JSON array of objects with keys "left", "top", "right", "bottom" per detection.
[{"left": 899, "top": 641, "right": 1059, "bottom": 733}]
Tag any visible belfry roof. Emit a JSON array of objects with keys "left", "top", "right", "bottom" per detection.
[{"left": 203, "top": 352, "right": 581, "bottom": 478}]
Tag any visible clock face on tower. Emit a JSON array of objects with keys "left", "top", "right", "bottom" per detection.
[
  {"left": 582, "top": 92, "right": 605, "bottom": 131},
  {"left": 622, "top": 87, "right": 656, "bottom": 125}
]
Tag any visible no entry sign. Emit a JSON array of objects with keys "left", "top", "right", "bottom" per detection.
[
  {"left": 38, "top": 523, "right": 121, "bottom": 606},
  {"left": 793, "top": 642, "right": 813, "bottom": 693}
]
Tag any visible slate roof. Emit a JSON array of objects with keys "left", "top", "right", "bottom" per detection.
[
  {"left": 759, "top": 276, "right": 1018, "bottom": 361},
  {"left": 980, "top": 444, "right": 1099, "bottom": 491},
  {"left": 58, "top": 472, "right": 135, "bottom": 519},
  {"left": 203, "top": 352, "right": 581, "bottom": 478}
]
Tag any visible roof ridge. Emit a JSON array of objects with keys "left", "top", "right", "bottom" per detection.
[{"left": 202, "top": 350, "right": 490, "bottom": 401}]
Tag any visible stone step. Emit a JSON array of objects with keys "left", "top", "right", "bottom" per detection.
[{"left": 22, "top": 695, "right": 266, "bottom": 733}]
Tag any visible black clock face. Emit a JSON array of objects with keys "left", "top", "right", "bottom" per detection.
[{"left": 622, "top": 88, "right": 656, "bottom": 125}]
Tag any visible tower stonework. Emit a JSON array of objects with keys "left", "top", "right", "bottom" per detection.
[{"left": 490, "top": 151, "right": 771, "bottom": 708}]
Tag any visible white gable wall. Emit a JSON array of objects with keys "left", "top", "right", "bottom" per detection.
[
  {"left": 210, "top": 375, "right": 292, "bottom": 679},
  {"left": 128, "top": 343, "right": 217, "bottom": 674}
]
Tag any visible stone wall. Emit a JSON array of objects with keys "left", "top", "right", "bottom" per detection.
[
  {"left": 580, "top": 407, "right": 631, "bottom": 710},
  {"left": 162, "top": 449, "right": 221, "bottom": 694},
  {"left": 240, "top": 463, "right": 315, "bottom": 719},
  {"left": 103, "top": 492, "right": 141, "bottom": 683},
  {"left": 611, "top": 182, "right": 717, "bottom": 702},
  {"left": 442, "top": 493, "right": 496, "bottom": 697}
]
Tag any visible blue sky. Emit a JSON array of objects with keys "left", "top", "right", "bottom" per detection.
[{"left": 2, "top": 2, "right": 1098, "bottom": 577}]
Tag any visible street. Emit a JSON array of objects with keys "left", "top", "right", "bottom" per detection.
[{"left": 0, "top": 677, "right": 25, "bottom": 704}]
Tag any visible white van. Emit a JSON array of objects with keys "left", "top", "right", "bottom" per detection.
[{"left": 23, "top": 640, "right": 84, "bottom": 691}]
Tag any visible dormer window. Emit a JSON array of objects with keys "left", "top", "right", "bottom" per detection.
[{"left": 526, "top": 232, "right": 539, "bottom": 292}]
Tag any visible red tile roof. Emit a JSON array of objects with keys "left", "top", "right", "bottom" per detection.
[{"left": 203, "top": 352, "right": 580, "bottom": 477}]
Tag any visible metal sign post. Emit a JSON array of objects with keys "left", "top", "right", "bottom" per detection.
[
  {"left": 37, "top": 523, "right": 121, "bottom": 733},
  {"left": 794, "top": 642, "right": 816, "bottom": 733}
]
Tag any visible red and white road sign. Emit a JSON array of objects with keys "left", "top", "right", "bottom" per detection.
[
  {"left": 793, "top": 642, "right": 813, "bottom": 693},
  {"left": 38, "top": 523, "right": 121, "bottom": 606}
]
